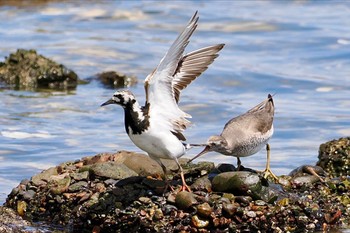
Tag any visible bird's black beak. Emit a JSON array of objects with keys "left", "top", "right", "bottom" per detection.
[
  {"left": 100, "top": 98, "right": 115, "bottom": 107},
  {"left": 187, "top": 145, "right": 211, "bottom": 164}
]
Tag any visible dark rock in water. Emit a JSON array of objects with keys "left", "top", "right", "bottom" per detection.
[
  {"left": 94, "top": 71, "right": 137, "bottom": 88},
  {"left": 0, "top": 49, "right": 78, "bottom": 90},
  {"left": 3, "top": 150, "right": 350, "bottom": 232},
  {"left": 317, "top": 137, "right": 350, "bottom": 178}
]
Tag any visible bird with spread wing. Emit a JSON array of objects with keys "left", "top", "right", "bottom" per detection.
[{"left": 101, "top": 11, "right": 224, "bottom": 191}]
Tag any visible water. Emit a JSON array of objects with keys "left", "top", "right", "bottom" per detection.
[{"left": 0, "top": 0, "right": 350, "bottom": 208}]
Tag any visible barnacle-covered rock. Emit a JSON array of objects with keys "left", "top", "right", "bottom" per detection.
[
  {"left": 317, "top": 137, "right": 350, "bottom": 178},
  {"left": 0, "top": 49, "right": 78, "bottom": 90}
]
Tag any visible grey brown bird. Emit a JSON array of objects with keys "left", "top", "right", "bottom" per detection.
[
  {"left": 101, "top": 11, "right": 224, "bottom": 191},
  {"left": 188, "top": 94, "right": 278, "bottom": 180}
]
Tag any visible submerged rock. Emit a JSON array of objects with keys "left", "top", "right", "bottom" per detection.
[
  {"left": 93, "top": 71, "right": 137, "bottom": 88},
  {"left": 0, "top": 49, "right": 78, "bottom": 90}
]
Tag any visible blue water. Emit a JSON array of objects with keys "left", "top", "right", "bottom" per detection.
[{"left": 0, "top": 1, "right": 350, "bottom": 207}]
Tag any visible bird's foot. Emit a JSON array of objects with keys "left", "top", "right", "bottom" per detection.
[
  {"left": 178, "top": 183, "right": 192, "bottom": 192},
  {"left": 261, "top": 168, "right": 279, "bottom": 182}
]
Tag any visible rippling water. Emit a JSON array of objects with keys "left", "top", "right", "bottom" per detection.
[{"left": 1, "top": 1, "right": 350, "bottom": 206}]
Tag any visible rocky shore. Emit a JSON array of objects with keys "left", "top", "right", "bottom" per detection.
[{"left": 1, "top": 138, "right": 350, "bottom": 233}]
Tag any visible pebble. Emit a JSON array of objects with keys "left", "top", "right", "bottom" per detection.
[
  {"left": 196, "top": 202, "right": 212, "bottom": 218},
  {"left": 175, "top": 191, "right": 197, "bottom": 210}
]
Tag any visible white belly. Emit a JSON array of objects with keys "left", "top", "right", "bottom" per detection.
[{"left": 128, "top": 127, "right": 185, "bottom": 159}]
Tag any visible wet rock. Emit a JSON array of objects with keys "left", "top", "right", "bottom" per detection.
[
  {"left": 94, "top": 71, "right": 137, "bottom": 88},
  {"left": 49, "top": 174, "right": 71, "bottom": 194},
  {"left": 175, "top": 191, "right": 197, "bottom": 210},
  {"left": 196, "top": 202, "right": 212, "bottom": 218},
  {"left": 113, "top": 151, "right": 163, "bottom": 176},
  {"left": 3, "top": 149, "right": 350, "bottom": 232},
  {"left": 70, "top": 170, "right": 89, "bottom": 181},
  {"left": 68, "top": 181, "right": 88, "bottom": 192},
  {"left": 222, "top": 203, "right": 237, "bottom": 216},
  {"left": 0, "top": 206, "right": 32, "bottom": 233},
  {"left": 212, "top": 171, "right": 263, "bottom": 194},
  {"left": 190, "top": 176, "right": 212, "bottom": 192},
  {"left": 0, "top": 49, "right": 78, "bottom": 90},
  {"left": 31, "top": 167, "right": 58, "bottom": 186},
  {"left": 22, "top": 190, "right": 36, "bottom": 201},
  {"left": 291, "top": 175, "right": 321, "bottom": 187},
  {"left": 90, "top": 162, "right": 138, "bottom": 179},
  {"left": 191, "top": 215, "right": 209, "bottom": 228},
  {"left": 317, "top": 137, "right": 350, "bottom": 178}
]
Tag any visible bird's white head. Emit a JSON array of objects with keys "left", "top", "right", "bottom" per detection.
[{"left": 101, "top": 90, "right": 136, "bottom": 108}]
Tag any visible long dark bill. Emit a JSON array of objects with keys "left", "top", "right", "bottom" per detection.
[
  {"left": 187, "top": 145, "right": 211, "bottom": 164},
  {"left": 100, "top": 99, "right": 115, "bottom": 107}
]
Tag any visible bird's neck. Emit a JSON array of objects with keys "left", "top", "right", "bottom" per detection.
[{"left": 123, "top": 100, "right": 150, "bottom": 135}]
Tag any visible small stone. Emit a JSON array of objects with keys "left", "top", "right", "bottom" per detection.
[
  {"left": 17, "top": 201, "right": 27, "bottom": 216},
  {"left": 191, "top": 177, "right": 212, "bottom": 192},
  {"left": 68, "top": 181, "right": 88, "bottom": 192},
  {"left": 139, "top": 197, "right": 151, "bottom": 204},
  {"left": 196, "top": 202, "right": 212, "bottom": 218},
  {"left": 70, "top": 171, "right": 89, "bottom": 181},
  {"left": 246, "top": 210, "right": 256, "bottom": 218},
  {"left": 104, "top": 179, "right": 118, "bottom": 186},
  {"left": 191, "top": 215, "right": 209, "bottom": 228},
  {"left": 22, "top": 190, "right": 36, "bottom": 201},
  {"left": 48, "top": 174, "right": 71, "bottom": 195},
  {"left": 222, "top": 193, "right": 235, "bottom": 201},
  {"left": 222, "top": 203, "right": 237, "bottom": 216},
  {"left": 93, "top": 183, "right": 106, "bottom": 193},
  {"left": 175, "top": 191, "right": 197, "bottom": 210},
  {"left": 153, "top": 208, "right": 164, "bottom": 220}
]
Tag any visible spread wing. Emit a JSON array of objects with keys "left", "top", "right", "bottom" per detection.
[
  {"left": 144, "top": 11, "right": 223, "bottom": 140},
  {"left": 172, "top": 44, "right": 224, "bottom": 103}
]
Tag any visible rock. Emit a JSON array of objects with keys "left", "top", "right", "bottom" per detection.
[
  {"left": 291, "top": 175, "right": 321, "bottom": 187},
  {"left": 190, "top": 176, "right": 212, "bottom": 192},
  {"left": 49, "top": 174, "right": 71, "bottom": 195},
  {"left": 113, "top": 151, "right": 164, "bottom": 176},
  {"left": 212, "top": 171, "right": 262, "bottom": 194},
  {"left": 317, "top": 137, "right": 350, "bottom": 178},
  {"left": 90, "top": 162, "right": 138, "bottom": 179},
  {"left": 0, "top": 206, "right": 32, "bottom": 233},
  {"left": 94, "top": 71, "right": 137, "bottom": 88},
  {"left": 222, "top": 203, "right": 237, "bottom": 216},
  {"left": 196, "top": 202, "right": 212, "bottom": 218},
  {"left": 3, "top": 150, "right": 350, "bottom": 232},
  {"left": 22, "top": 190, "right": 36, "bottom": 201},
  {"left": 31, "top": 167, "right": 58, "bottom": 186},
  {"left": 0, "top": 49, "right": 78, "bottom": 90},
  {"left": 70, "top": 171, "right": 90, "bottom": 181},
  {"left": 68, "top": 181, "right": 88, "bottom": 192},
  {"left": 191, "top": 215, "right": 209, "bottom": 228},
  {"left": 175, "top": 191, "right": 197, "bottom": 210}
]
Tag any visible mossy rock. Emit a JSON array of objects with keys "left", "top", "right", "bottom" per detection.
[
  {"left": 317, "top": 137, "right": 350, "bottom": 178},
  {"left": 0, "top": 49, "right": 78, "bottom": 90}
]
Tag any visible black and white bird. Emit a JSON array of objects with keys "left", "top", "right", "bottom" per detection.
[
  {"left": 101, "top": 11, "right": 224, "bottom": 191},
  {"left": 188, "top": 94, "right": 278, "bottom": 181}
]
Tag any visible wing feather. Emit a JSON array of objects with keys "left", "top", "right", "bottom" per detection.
[
  {"left": 172, "top": 44, "right": 224, "bottom": 103},
  {"left": 143, "top": 12, "right": 223, "bottom": 141}
]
